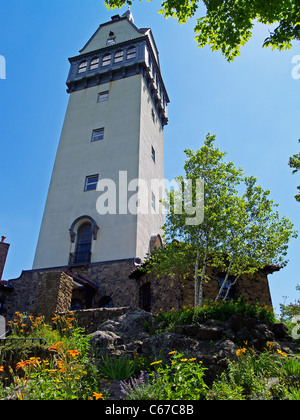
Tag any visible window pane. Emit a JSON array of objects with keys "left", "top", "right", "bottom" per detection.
[
  {"left": 102, "top": 54, "right": 111, "bottom": 66},
  {"left": 92, "top": 128, "right": 104, "bottom": 141},
  {"left": 114, "top": 50, "right": 123, "bottom": 63},
  {"left": 85, "top": 175, "right": 98, "bottom": 191},
  {"left": 127, "top": 47, "right": 136, "bottom": 60},
  {"left": 78, "top": 61, "right": 87, "bottom": 73},
  {"left": 90, "top": 58, "right": 99, "bottom": 70},
  {"left": 106, "top": 38, "right": 116, "bottom": 46},
  {"left": 97, "top": 91, "right": 109, "bottom": 102}
]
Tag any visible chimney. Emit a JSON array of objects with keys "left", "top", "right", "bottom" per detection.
[{"left": 0, "top": 236, "right": 10, "bottom": 281}]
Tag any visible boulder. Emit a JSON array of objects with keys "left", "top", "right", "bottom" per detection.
[
  {"left": 98, "top": 309, "right": 156, "bottom": 343},
  {"left": 89, "top": 330, "right": 122, "bottom": 356}
]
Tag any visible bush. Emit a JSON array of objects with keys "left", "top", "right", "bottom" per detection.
[
  {"left": 121, "top": 351, "right": 208, "bottom": 400},
  {"left": 155, "top": 299, "right": 276, "bottom": 332}
]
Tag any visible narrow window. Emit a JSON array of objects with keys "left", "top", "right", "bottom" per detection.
[
  {"left": 114, "top": 50, "right": 124, "bottom": 63},
  {"left": 127, "top": 46, "right": 136, "bottom": 60},
  {"left": 151, "top": 109, "right": 155, "bottom": 122},
  {"left": 151, "top": 192, "right": 156, "bottom": 210},
  {"left": 151, "top": 146, "right": 156, "bottom": 163},
  {"left": 90, "top": 57, "right": 99, "bottom": 70},
  {"left": 84, "top": 175, "right": 99, "bottom": 191},
  {"left": 102, "top": 53, "right": 111, "bottom": 66},
  {"left": 91, "top": 128, "right": 104, "bottom": 142},
  {"left": 97, "top": 91, "right": 109, "bottom": 102},
  {"left": 78, "top": 60, "right": 87, "bottom": 73},
  {"left": 75, "top": 223, "right": 92, "bottom": 263}
]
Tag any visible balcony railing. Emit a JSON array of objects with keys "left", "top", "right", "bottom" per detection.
[{"left": 68, "top": 251, "right": 91, "bottom": 265}]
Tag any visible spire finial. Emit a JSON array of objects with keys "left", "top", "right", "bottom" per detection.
[{"left": 122, "top": 6, "right": 134, "bottom": 23}]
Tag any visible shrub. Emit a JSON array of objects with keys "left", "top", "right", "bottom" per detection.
[
  {"left": 121, "top": 351, "right": 208, "bottom": 400},
  {"left": 155, "top": 299, "right": 276, "bottom": 332}
]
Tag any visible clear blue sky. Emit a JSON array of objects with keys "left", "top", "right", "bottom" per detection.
[{"left": 0, "top": 0, "right": 299, "bottom": 314}]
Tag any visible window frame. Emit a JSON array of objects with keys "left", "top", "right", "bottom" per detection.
[
  {"left": 78, "top": 60, "right": 88, "bottom": 73},
  {"left": 84, "top": 175, "right": 99, "bottom": 191},
  {"left": 97, "top": 91, "right": 109, "bottom": 102},
  {"left": 114, "top": 50, "right": 124, "bottom": 63},
  {"left": 90, "top": 57, "right": 100, "bottom": 70},
  {"left": 126, "top": 46, "right": 136, "bottom": 60},
  {"left": 91, "top": 128, "right": 105, "bottom": 142},
  {"left": 102, "top": 53, "right": 112, "bottom": 67}
]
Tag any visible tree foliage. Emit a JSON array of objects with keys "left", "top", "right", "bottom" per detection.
[
  {"left": 105, "top": 0, "right": 300, "bottom": 61},
  {"left": 288, "top": 139, "right": 300, "bottom": 202}
]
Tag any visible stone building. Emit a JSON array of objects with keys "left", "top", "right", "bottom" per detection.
[{"left": 0, "top": 12, "right": 276, "bottom": 322}]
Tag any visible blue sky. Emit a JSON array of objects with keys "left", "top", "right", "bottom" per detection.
[{"left": 0, "top": 0, "right": 299, "bottom": 314}]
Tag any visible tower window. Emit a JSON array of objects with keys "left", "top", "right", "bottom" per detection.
[
  {"left": 106, "top": 38, "right": 116, "bottom": 46},
  {"left": 84, "top": 175, "right": 99, "bottom": 191},
  {"left": 74, "top": 223, "right": 92, "bottom": 263},
  {"left": 91, "top": 128, "right": 104, "bottom": 142},
  {"left": 97, "top": 91, "right": 109, "bottom": 102},
  {"left": 78, "top": 60, "right": 88, "bottom": 73},
  {"left": 114, "top": 50, "right": 124, "bottom": 63},
  {"left": 127, "top": 46, "right": 136, "bottom": 60},
  {"left": 151, "top": 146, "right": 156, "bottom": 163},
  {"left": 90, "top": 57, "right": 99, "bottom": 70},
  {"left": 102, "top": 53, "right": 112, "bottom": 66},
  {"left": 151, "top": 192, "right": 156, "bottom": 210}
]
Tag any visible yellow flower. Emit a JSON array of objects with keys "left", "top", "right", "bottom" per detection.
[
  {"left": 93, "top": 392, "right": 104, "bottom": 400},
  {"left": 150, "top": 360, "right": 162, "bottom": 366},
  {"left": 180, "top": 358, "right": 188, "bottom": 362},
  {"left": 168, "top": 351, "right": 176, "bottom": 355},
  {"left": 0, "top": 366, "right": 4, "bottom": 372},
  {"left": 189, "top": 358, "right": 196, "bottom": 362}
]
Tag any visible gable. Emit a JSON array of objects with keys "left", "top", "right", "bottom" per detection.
[{"left": 80, "top": 17, "right": 145, "bottom": 55}]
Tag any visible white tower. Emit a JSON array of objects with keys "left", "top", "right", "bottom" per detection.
[{"left": 33, "top": 12, "right": 169, "bottom": 269}]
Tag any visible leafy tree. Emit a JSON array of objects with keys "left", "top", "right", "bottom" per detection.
[
  {"left": 105, "top": 0, "right": 300, "bottom": 61},
  {"left": 140, "top": 134, "right": 297, "bottom": 307},
  {"left": 288, "top": 139, "right": 300, "bottom": 202},
  {"left": 216, "top": 176, "right": 297, "bottom": 301}
]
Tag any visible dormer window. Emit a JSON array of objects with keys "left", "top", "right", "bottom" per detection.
[
  {"left": 78, "top": 60, "right": 87, "bottom": 73},
  {"left": 127, "top": 46, "right": 136, "bottom": 60},
  {"left": 114, "top": 50, "right": 124, "bottom": 63},
  {"left": 90, "top": 57, "right": 99, "bottom": 70},
  {"left": 102, "top": 53, "right": 111, "bottom": 67},
  {"left": 106, "top": 38, "right": 116, "bottom": 46}
]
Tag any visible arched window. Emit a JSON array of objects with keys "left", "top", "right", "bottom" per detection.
[
  {"left": 78, "top": 60, "right": 88, "bottom": 73},
  {"left": 90, "top": 57, "right": 99, "bottom": 70},
  {"left": 102, "top": 53, "right": 111, "bottom": 67},
  {"left": 74, "top": 223, "right": 92, "bottom": 263},
  {"left": 114, "top": 50, "right": 123, "bottom": 63},
  {"left": 127, "top": 46, "right": 136, "bottom": 60}
]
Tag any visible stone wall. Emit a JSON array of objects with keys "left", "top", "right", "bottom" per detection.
[
  {"left": 33, "top": 271, "right": 73, "bottom": 321},
  {"left": 0, "top": 271, "right": 73, "bottom": 322},
  {"left": 62, "top": 307, "right": 130, "bottom": 334},
  {"left": 68, "top": 259, "right": 139, "bottom": 308}
]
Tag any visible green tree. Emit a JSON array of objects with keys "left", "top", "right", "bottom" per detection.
[
  {"left": 105, "top": 0, "right": 300, "bottom": 61},
  {"left": 288, "top": 139, "right": 300, "bottom": 202},
  {"left": 216, "top": 176, "right": 297, "bottom": 301},
  {"left": 141, "top": 134, "right": 297, "bottom": 307}
]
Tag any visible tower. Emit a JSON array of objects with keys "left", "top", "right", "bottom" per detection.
[{"left": 33, "top": 11, "right": 169, "bottom": 270}]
